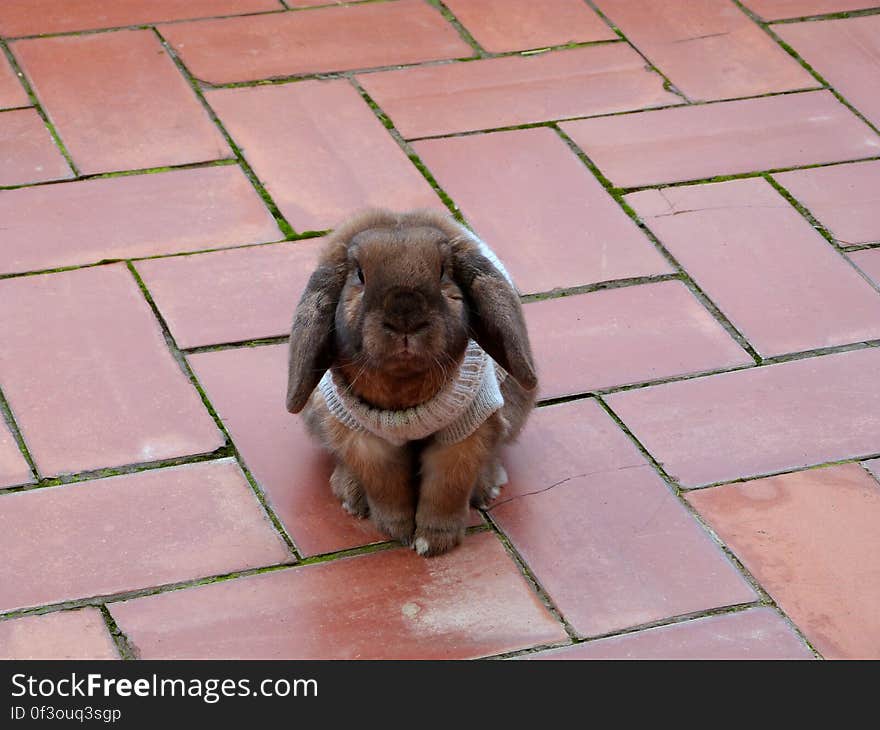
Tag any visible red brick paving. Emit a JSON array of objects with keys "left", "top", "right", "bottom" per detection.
[
  {"left": 358, "top": 44, "right": 680, "bottom": 140},
  {"left": 444, "top": 0, "right": 616, "bottom": 53},
  {"left": 593, "top": 0, "right": 817, "bottom": 101},
  {"left": 777, "top": 16, "right": 880, "bottom": 130},
  {"left": 161, "top": 0, "right": 473, "bottom": 85},
  {"left": 110, "top": 532, "right": 566, "bottom": 659},
  {"left": 135, "top": 239, "right": 322, "bottom": 349},
  {"left": 12, "top": 31, "right": 230, "bottom": 174},
  {"left": 0, "top": 460, "right": 290, "bottom": 613},
  {"left": 0, "top": 56, "right": 27, "bottom": 109},
  {"left": 688, "top": 464, "right": 880, "bottom": 659},
  {"left": 494, "top": 400, "right": 756, "bottom": 637},
  {"left": 607, "top": 347, "right": 880, "bottom": 488},
  {"left": 0, "top": 108, "right": 72, "bottom": 186},
  {"left": 527, "top": 607, "right": 813, "bottom": 659},
  {"left": 562, "top": 90, "right": 880, "bottom": 187},
  {"left": 0, "top": 608, "right": 120, "bottom": 660},
  {"left": 774, "top": 160, "right": 880, "bottom": 246},
  {"left": 0, "top": 0, "right": 284, "bottom": 37},
  {"left": 0, "top": 265, "right": 223, "bottom": 475},
  {"left": 525, "top": 281, "right": 751, "bottom": 398},
  {"left": 0, "top": 165, "right": 281, "bottom": 274},
  {"left": 627, "top": 178, "right": 880, "bottom": 357},
  {"left": 207, "top": 80, "right": 442, "bottom": 232},
  {"left": 413, "top": 127, "right": 672, "bottom": 295},
  {"left": 3, "top": 0, "right": 880, "bottom": 660}
]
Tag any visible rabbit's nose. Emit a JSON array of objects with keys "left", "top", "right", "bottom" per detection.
[{"left": 383, "top": 289, "right": 429, "bottom": 334}]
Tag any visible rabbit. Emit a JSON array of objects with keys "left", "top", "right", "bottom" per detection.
[{"left": 286, "top": 208, "right": 537, "bottom": 557}]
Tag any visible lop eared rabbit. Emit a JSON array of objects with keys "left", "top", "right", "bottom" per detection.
[{"left": 286, "top": 209, "right": 537, "bottom": 556}]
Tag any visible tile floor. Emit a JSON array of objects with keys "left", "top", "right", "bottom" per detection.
[{"left": 1, "top": 0, "right": 879, "bottom": 660}]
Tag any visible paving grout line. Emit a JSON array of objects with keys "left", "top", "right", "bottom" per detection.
[
  {"left": 486, "top": 601, "right": 769, "bottom": 659},
  {"left": 520, "top": 272, "right": 682, "bottom": 303},
  {"left": 125, "top": 262, "right": 302, "bottom": 559},
  {"left": 553, "top": 124, "right": 763, "bottom": 364},
  {"left": 150, "top": 26, "right": 298, "bottom": 240},
  {"left": 0, "top": 446, "right": 235, "bottom": 496},
  {"left": 0, "top": 235, "right": 322, "bottom": 283},
  {"left": 426, "top": 0, "right": 487, "bottom": 57},
  {"left": 593, "top": 395, "right": 823, "bottom": 658},
  {"left": 0, "top": 563, "right": 297, "bottom": 624},
  {"left": 482, "top": 514, "right": 580, "bottom": 642},
  {"left": 765, "top": 173, "right": 880, "bottom": 297},
  {"left": 0, "top": 104, "right": 33, "bottom": 113},
  {"left": 0, "top": 385, "right": 40, "bottom": 482},
  {"left": 183, "top": 335, "right": 291, "bottom": 355},
  {"left": 348, "top": 75, "right": 465, "bottom": 221},
  {"left": 0, "top": 157, "right": 238, "bottom": 193},
  {"left": 732, "top": 0, "right": 880, "bottom": 139},
  {"left": 766, "top": 5, "right": 880, "bottom": 24},
  {"left": 99, "top": 605, "right": 137, "bottom": 660},
  {"left": 619, "top": 153, "right": 880, "bottom": 195},
  {"left": 581, "top": 0, "right": 690, "bottom": 103},
  {"left": 0, "top": 38, "right": 79, "bottom": 176}
]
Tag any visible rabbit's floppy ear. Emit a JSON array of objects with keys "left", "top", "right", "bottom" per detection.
[
  {"left": 286, "top": 259, "right": 346, "bottom": 414},
  {"left": 451, "top": 238, "right": 537, "bottom": 391}
]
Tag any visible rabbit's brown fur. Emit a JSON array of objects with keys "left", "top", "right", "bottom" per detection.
[{"left": 288, "top": 208, "right": 537, "bottom": 556}]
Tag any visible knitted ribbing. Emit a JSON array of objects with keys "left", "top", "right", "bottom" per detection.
[{"left": 319, "top": 340, "right": 503, "bottom": 446}]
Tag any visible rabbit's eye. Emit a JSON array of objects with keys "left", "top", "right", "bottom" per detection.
[{"left": 356, "top": 264, "right": 365, "bottom": 284}]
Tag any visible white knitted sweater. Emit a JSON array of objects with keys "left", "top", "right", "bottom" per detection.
[{"left": 318, "top": 237, "right": 511, "bottom": 447}]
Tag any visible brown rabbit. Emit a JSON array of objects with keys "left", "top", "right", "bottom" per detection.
[{"left": 286, "top": 208, "right": 537, "bottom": 557}]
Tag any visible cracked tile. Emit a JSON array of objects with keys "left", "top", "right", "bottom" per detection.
[{"left": 492, "top": 398, "right": 756, "bottom": 637}]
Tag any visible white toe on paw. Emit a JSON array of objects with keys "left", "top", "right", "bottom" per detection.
[
  {"left": 494, "top": 465, "right": 508, "bottom": 487},
  {"left": 489, "top": 485, "right": 500, "bottom": 499},
  {"left": 414, "top": 537, "right": 429, "bottom": 555}
]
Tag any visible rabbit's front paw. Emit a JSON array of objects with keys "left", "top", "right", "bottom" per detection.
[{"left": 412, "top": 524, "right": 464, "bottom": 557}]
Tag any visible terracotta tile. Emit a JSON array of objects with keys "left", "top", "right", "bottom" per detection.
[
  {"left": 0, "top": 55, "right": 27, "bottom": 109},
  {"left": 136, "top": 240, "right": 322, "bottom": 349},
  {"left": 111, "top": 532, "right": 565, "bottom": 658},
  {"left": 0, "top": 108, "right": 71, "bottom": 186},
  {"left": 444, "top": 0, "right": 615, "bottom": 53},
  {"left": 863, "top": 459, "right": 880, "bottom": 481},
  {"left": 0, "top": 165, "right": 281, "bottom": 275},
  {"left": 526, "top": 608, "right": 812, "bottom": 659},
  {"left": 207, "top": 81, "right": 441, "bottom": 232},
  {"left": 774, "top": 160, "right": 880, "bottom": 247},
  {"left": 358, "top": 44, "right": 681, "bottom": 139},
  {"left": 607, "top": 347, "right": 880, "bottom": 488},
  {"left": 688, "top": 464, "right": 880, "bottom": 659},
  {"left": 594, "top": 0, "right": 816, "bottom": 101},
  {"left": 412, "top": 128, "right": 672, "bottom": 295},
  {"left": 777, "top": 16, "right": 880, "bottom": 130},
  {"left": 525, "top": 281, "right": 750, "bottom": 399},
  {"left": 13, "top": 31, "right": 229, "bottom": 175},
  {"left": 744, "top": 0, "right": 880, "bottom": 21},
  {"left": 850, "top": 249, "right": 880, "bottom": 287},
  {"left": 627, "top": 178, "right": 880, "bottom": 357},
  {"left": 492, "top": 399, "right": 755, "bottom": 638},
  {"left": 190, "top": 345, "right": 482, "bottom": 556},
  {"left": 0, "top": 460, "right": 290, "bottom": 612},
  {"left": 0, "top": 609, "right": 119, "bottom": 660},
  {"left": 0, "top": 420, "right": 31, "bottom": 489},
  {"left": 562, "top": 90, "right": 880, "bottom": 188},
  {"left": 0, "top": 265, "right": 223, "bottom": 476},
  {"left": 0, "top": 0, "right": 283, "bottom": 37},
  {"left": 162, "top": 0, "right": 472, "bottom": 85}
]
